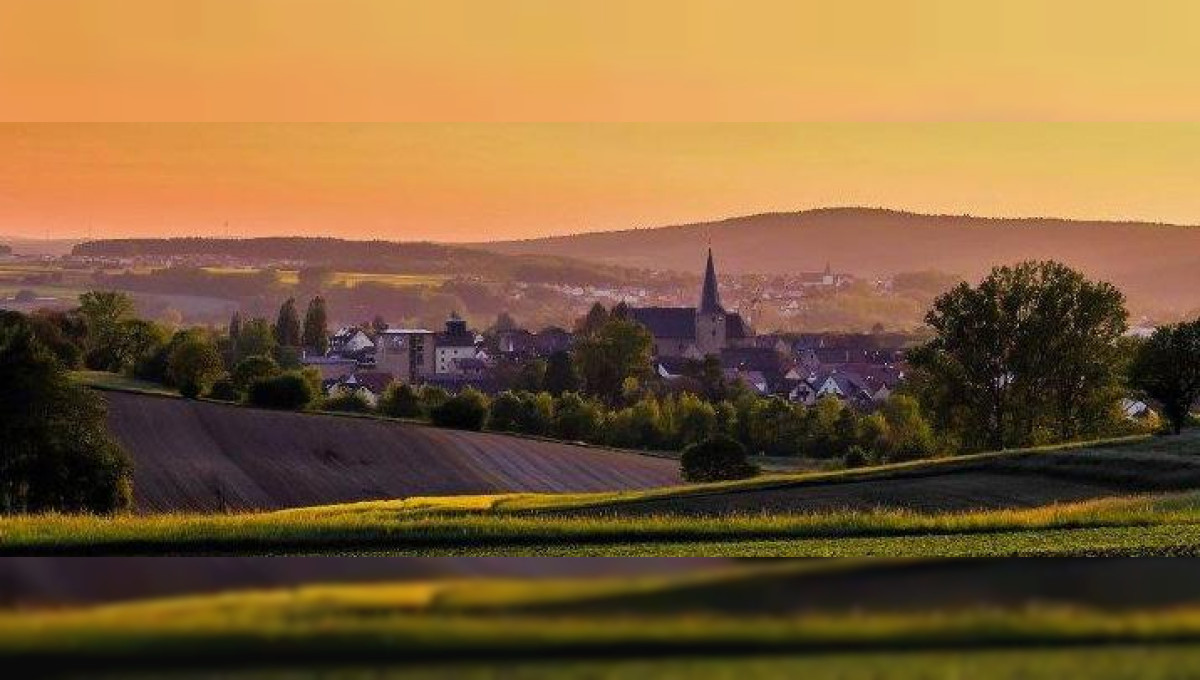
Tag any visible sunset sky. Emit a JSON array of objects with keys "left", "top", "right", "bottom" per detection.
[{"left": 2, "top": 1, "right": 1200, "bottom": 241}]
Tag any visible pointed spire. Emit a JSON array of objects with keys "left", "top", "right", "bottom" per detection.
[{"left": 700, "top": 248, "right": 723, "bottom": 314}]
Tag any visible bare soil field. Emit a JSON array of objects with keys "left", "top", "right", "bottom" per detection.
[
  {"left": 102, "top": 391, "right": 681, "bottom": 513},
  {"left": 0, "top": 557, "right": 726, "bottom": 608}
]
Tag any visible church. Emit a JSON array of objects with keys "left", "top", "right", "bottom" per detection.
[{"left": 629, "top": 249, "right": 755, "bottom": 359}]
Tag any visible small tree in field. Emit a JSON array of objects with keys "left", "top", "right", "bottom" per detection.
[
  {"left": 167, "top": 337, "right": 225, "bottom": 399},
  {"left": 680, "top": 435, "right": 758, "bottom": 483},
  {"left": 1132, "top": 319, "right": 1200, "bottom": 435}
]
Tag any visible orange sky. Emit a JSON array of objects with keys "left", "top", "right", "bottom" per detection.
[
  {"left": 3, "top": 0, "right": 1200, "bottom": 121},
  {"left": 3, "top": 2, "right": 1200, "bottom": 240},
  {"left": 4, "top": 123, "right": 1200, "bottom": 241}
]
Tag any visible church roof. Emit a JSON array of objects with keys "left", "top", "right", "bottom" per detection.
[
  {"left": 630, "top": 307, "right": 696, "bottom": 339},
  {"left": 699, "top": 248, "right": 724, "bottom": 314},
  {"left": 725, "top": 313, "right": 749, "bottom": 339}
]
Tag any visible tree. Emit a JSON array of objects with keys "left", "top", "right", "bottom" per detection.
[
  {"left": 26, "top": 309, "right": 85, "bottom": 368},
  {"left": 879, "top": 394, "right": 937, "bottom": 461},
  {"left": 575, "top": 303, "right": 610, "bottom": 336},
  {"left": 371, "top": 315, "right": 389, "bottom": 335},
  {"left": 236, "top": 317, "right": 277, "bottom": 359},
  {"left": 77, "top": 290, "right": 138, "bottom": 371},
  {"left": 680, "top": 435, "right": 758, "bottom": 483},
  {"left": 232, "top": 355, "right": 280, "bottom": 392},
  {"left": 515, "top": 391, "right": 555, "bottom": 435},
  {"left": 1131, "top": 319, "right": 1200, "bottom": 434},
  {"left": 487, "top": 391, "right": 523, "bottom": 432},
  {"left": 302, "top": 296, "right": 330, "bottom": 354},
  {"left": 515, "top": 359, "right": 547, "bottom": 392},
  {"left": 543, "top": 350, "right": 580, "bottom": 396},
  {"left": 274, "top": 298, "right": 302, "bottom": 347},
  {"left": 553, "top": 392, "right": 602, "bottom": 441},
  {"left": 572, "top": 318, "right": 653, "bottom": 404},
  {"left": 675, "top": 392, "right": 717, "bottom": 447},
  {"left": 430, "top": 388, "right": 489, "bottom": 430},
  {"left": 909, "top": 261, "right": 1128, "bottom": 451},
  {"left": 167, "top": 336, "right": 225, "bottom": 398},
  {"left": 379, "top": 382, "right": 423, "bottom": 418},
  {"left": 0, "top": 311, "right": 132, "bottom": 514},
  {"left": 228, "top": 311, "right": 243, "bottom": 343},
  {"left": 247, "top": 373, "right": 313, "bottom": 410},
  {"left": 493, "top": 311, "right": 518, "bottom": 333}
]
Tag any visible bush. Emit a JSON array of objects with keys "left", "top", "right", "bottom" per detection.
[
  {"left": 232, "top": 355, "right": 280, "bottom": 392},
  {"left": 430, "top": 388, "right": 489, "bottom": 431},
  {"left": 420, "top": 385, "right": 450, "bottom": 413},
  {"left": 247, "top": 373, "right": 313, "bottom": 410},
  {"left": 843, "top": 445, "right": 868, "bottom": 469},
  {"left": 206, "top": 378, "right": 240, "bottom": 402},
  {"left": 487, "top": 391, "right": 523, "bottom": 432},
  {"left": 321, "top": 391, "right": 374, "bottom": 413},
  {"left": 553, "top": 392, "right": 601, "bottom": 441},
  {"left": 379, "top": 382, "right": 423, "bottom": 418},
  {"left": 680, "top": 435, "right": 758, "bottom": 483}
]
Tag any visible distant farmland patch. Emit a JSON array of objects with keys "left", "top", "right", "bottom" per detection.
[{"left": 200, "top": 267, "right": 448, "bottom": 288}]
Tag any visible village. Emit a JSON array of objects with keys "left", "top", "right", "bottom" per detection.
[{"left": 304, "top": 250, "right": 907, "bottom": 411}]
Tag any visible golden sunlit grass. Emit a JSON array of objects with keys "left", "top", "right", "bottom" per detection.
[{"left": 7, "top": 568, "right": 1200, "bottom": 670}]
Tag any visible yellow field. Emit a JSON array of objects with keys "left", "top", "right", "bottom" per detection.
[{"left": 200, "top": 267, "right": 446, "bottom": 288}]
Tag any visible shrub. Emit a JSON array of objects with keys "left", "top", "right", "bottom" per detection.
[
  {"left": 680, "top": 435, "right": 758, "bottom": 483},
  {"left": 430, "top": 388, "right": 489, "bottom": 431},
  {"left": 515, "top": 391, "right": 555, "bottom": 435},
  {"left": 321, "top": 391, "right": 374, "bottom": 414},
  {"left": 843, "top": 445, "right": 869, "bottom": 469},
  {"left": 553, "top": 392, "right": 602, "bottom": 441},
  {"left": 379, "top": 382, "right": 423, "bottom": 418},
  {"left": 487, "top": 391, "right": 523, "bottom": 432},
  {"left": 232, "top": 355, "right": 280, "bottom": 392},
  {"left": 247, "top": 373, "right": 313, "bottom": 410},
  {"left": 420, "top": 385, "right": 450, "bottom": 413},
  {"left": 206, "top": 378, "right": 240, "bottom": 402}
]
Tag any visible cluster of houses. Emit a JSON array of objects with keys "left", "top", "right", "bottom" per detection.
[{"left": 304, "top": 250, "right": 907, "bottom": 409}]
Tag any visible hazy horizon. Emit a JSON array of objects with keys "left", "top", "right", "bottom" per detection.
[{"left": 7, "top": 123, "right": 1200, "bottom": 243}]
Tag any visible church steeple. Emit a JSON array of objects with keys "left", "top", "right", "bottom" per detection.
[{"left": 699, "top": 248, "right": 724, "bottom": 314}]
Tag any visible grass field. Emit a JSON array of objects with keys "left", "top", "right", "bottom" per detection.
[
  {"left": 7, "top": 568, "right": 1200, "bottom": 674},
  {"left": 4, "top": 488, "right": 1200, "bottom": 556},
  {"left": 107, "top": 648, "right": 1200, "bottom": 680}
]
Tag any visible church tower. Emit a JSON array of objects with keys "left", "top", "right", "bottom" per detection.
[{"left": 694, "top": 248, "right": 727, "bottom": 356}]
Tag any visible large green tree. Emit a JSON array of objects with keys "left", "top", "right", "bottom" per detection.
[
  {"left": 77, "top": 290, "right": 139, "bottom": 371},
  {"left": 909, "top": 261, "right": 1128, "bottom": 451},
  {"left": 572, "top": 317, "right": 653, "bottom": 405},
  {"left": 274, "top": 298, "right": 302, "bottom": 347},
  {"left": 302, "top": 296, "right": 330, "bottom": 354},
  {"left": 0, "top": 312, "right": 132, "bottom": 513},
  {"left": 1131, "top": 319, "right": 1200, "bottom": 434},
  {"left": 543, "top": 350, "right": 580, "bottom": 396}
]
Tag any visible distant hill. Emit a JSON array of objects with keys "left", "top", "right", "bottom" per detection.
[
  {"left": 475, "top": 208, "right": 1200, "bottom": 312},
  {"left": 102, "top": 391, "right": 680, "bottom": 513},
  {"left": 72, "top": 237, "right": 645, "bottom": 287}
]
